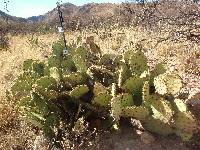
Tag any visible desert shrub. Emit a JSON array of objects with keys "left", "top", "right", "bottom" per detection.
[
  {"left": 0, "top": 33, "right": 9, "bottom": 51},
  {"left": 7, "top": 38, "right": 198, "bottom": 148}
]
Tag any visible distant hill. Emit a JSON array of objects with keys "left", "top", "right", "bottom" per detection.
[
  {"left": 0, "top": 3, "right": 123, "bottom": 26},
  {"left": 0, "top": 10, "right": 27, "bottom": 23},
  {"left": 1, "top": 2, "right": 199, "bottom": 33}
]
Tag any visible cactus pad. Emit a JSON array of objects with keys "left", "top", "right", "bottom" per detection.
[
  {"left": 52, "top": 40, "right": 65, "bottom": 58},
  {"left": 151, "top": 98, "right": 174, "bottom": 124},
  {"left": 11, "top": 76, "right": 34, "bottom": 100},
  {"left": 121, "top": 106, "right": 149, "bottom": 120},
  {"left": 122, "top": 75, "right": 144, "bottom": 105},
  {"left": 120, "top": 93, "right": 134, "bottom": 107},
  {"left": 128, "top": 50, "right": 148, "bottom": 75},
  {"left": 150, "top": 63, "right": 166, "bottom": 84},
  {"left": 61, "top": 55, "right": 76, "bottom": 72},
  {"left": 23, "top": 59, "right": 34, "bottom": 72},
  {"left": 110, "top": 84, "right": 121, "bottom": 128},
  {"left": 174, "top": 111, "right": 197, "bottom": 135},
  {"left": 154, "top": 73, "right": 182, "bottom": 95},
  {"left": 92, "top": 93, "right": 112, "bottom": 107},
  {"left": 143, "top": 116, "right": 174, "bottom": 136},
  {"left": 142, "top": 81, "right": 150, "bottom": 107},
  {"left": 63, "top": 72, "right": 87, "bottom": 87},
  {"left": 70, "top": 85, "right": 89, "bottom": 99},
  {"left": 93, "top": 82, "right": 108, "bottom": 96},
  {"left": 174, "top": 99, "right": 187, "bottom": 112},
  {"left": 34, "top": 76, "right": 57, "bottom": 91},
  {"left": 118, "top": 63, "right": 132, "bottom": 87},
  {"left": 49, "top": 67, "right": 61, "bottom": 82}
]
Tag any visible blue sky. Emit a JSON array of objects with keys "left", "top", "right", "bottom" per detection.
[{"left": 0, "top": 0, "right": 122, "bottom": 18}]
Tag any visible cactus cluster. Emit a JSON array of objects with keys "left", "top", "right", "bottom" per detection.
[{"left": 8, "top": 39, "right": 198, "bottom": 141}]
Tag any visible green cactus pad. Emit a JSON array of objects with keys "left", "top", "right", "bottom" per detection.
[
  {"left": 118, "top": 63, "right": 132, "bottom": 87},
  {"left": 174, "top": 99, "right": 187, "bottom": 112},
  {"left": 70, "top": 85, "right": 89, "bottom": 99},
  {"left": 113, "top": 55, "right": 123, "bottom": 66},
  {"left": 120, "top": 93, "right": 134, "bottom": 107},
  {"left": 99, "top": 54, "right": 114, "bottom": 65},
  {"left": 32, "top": 61, "right": 45, "bottom": 77},
  {"left": 142, "top": 81, "right": 150, "bottom": 107},
  {"left": 20, "top": 93, "right": 49, "bottom": 126},
  {"left": 63, "top": 72, "right": 87, "bottom": 87},
  {"left": 123, "top": 50, "right": 134, "bottom": 62},
  {"left": 34, "top": 76, "right": 57, "bottom": 91},
  {"left": 128, "top": 50, "right": 148, "bottom": 75},
  {"left": 48, "top": 56, "right": 61, "bottom": 68},
  {"left": 11, "top": 77, "right": 34, "bottom": 99},
  {"left": 35, "top": 89, "right": 59, "bottom": 100},
  {"left": 143, "top": 116, "right": 174, "bottom": 136},
  {"left": 121, "top": 106, "right": 149, "bottom": 121},
  {"left": 73, "top": 54, "right": 88, "bottom": 72},
  {"left": 31, "top": 92, "right": 49, "bottom": 114},
  {"left": 92, "top": 93, "right": 112, "bottom": 107},
  {"left": 43, "top": 113, "right": 59, "bottom": 137},
  {"left": 154, "top": 73, "right": 182, "bottom": 95},
  {"left": 71, "top": 46, "right": 90, "bottom": 72},
  {"left": 174, "top": 111, "right": 197, "bottom": 134},
  {"left": 110, "top": 84, "right": 121, "bottom": 126},
  {"left": 17, "top": 96, "right": 32, "bottom": 108},
  {"left": 49, "top": 67, "right": 61, "bottom": 82},
  {"left": 52, "top": 40, "right": 65, "bottom": 58},
  {"left": 93, "top": 82, "right": 108, "bottom": 96},
  {"left": 61, "top": 55, "right": 76, "bottom": 72},
  {"left": 150, "top": 63, "right": 167, "bottom": 84},
  {"left": 151, "top": 98, "right": 174, "bottom": 124},
  {"left": 122, "top": 75, "right": 144, "bottom": 105},
  {"left": 23, "top": 59, "right": 34, "bottom": 72}
]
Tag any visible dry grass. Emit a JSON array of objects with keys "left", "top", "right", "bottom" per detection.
[{"left": 0, "top": 27, "right": 199, "bottom": 149}]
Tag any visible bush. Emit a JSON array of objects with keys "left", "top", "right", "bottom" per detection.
[{"left": 0, "top": 33, "right": 9, "bottom": 51}]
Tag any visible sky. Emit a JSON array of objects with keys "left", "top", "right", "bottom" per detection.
[{"left": 0, "top": 0, "right": 122, "bottom": 18}]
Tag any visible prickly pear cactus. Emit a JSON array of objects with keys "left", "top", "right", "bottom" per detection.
[
  {"left": 110, "top": 83, "right": 121, "bottom": 130},
  {"left": 125, "top": 50, "right": 148, "bottom": 75},
  {"left": 154, "top": 73, "right": 182, "bottom": 95},
  {"left": 92, "top": 93, "right": 112, "bottom": 107},
  {"left": 142, "top": 81, "right": 150, "bottom": 107},
  {"left": 8, "top": 39, "right": 198, "bottom": 142},
  {"left": 122, "top": 75, "right": 144, "bottom": 105},
  {"left": 174, "top": 111, "right": 198, "bottom": 141},
  {"left": 120, "top": 93, "right": 134, "bottom": 107},
  {"left": 121, "top": 106, "right": 149, "bottom": 121},
  {"left": 63, "top": 72, "right": 88, "bottom": 87},
  {"left": 143, "top": 116, "right": 174, "bottom": 136},
  {"left": 151, "top": 97, "right": 174, "bottom": 124},
  {"left": 150, "top": 63, "right": 167, "bottom": 84},
  {"left": 70, "top": 85, "right": 89, "bottom": 99},
  {"left": 117, "top": 62, "right": 131, "bottom": 87},
  {"left": 92, "top": 82, "right": 112, "bottom": 107}
]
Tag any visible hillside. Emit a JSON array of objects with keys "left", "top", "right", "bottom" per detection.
[{"left": 0, "top": 10, "right": 27, "bottom": 23}]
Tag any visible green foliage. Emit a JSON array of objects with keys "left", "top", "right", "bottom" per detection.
[{"left": 8, "top": 39, "right": 198, "bottom": 142}]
